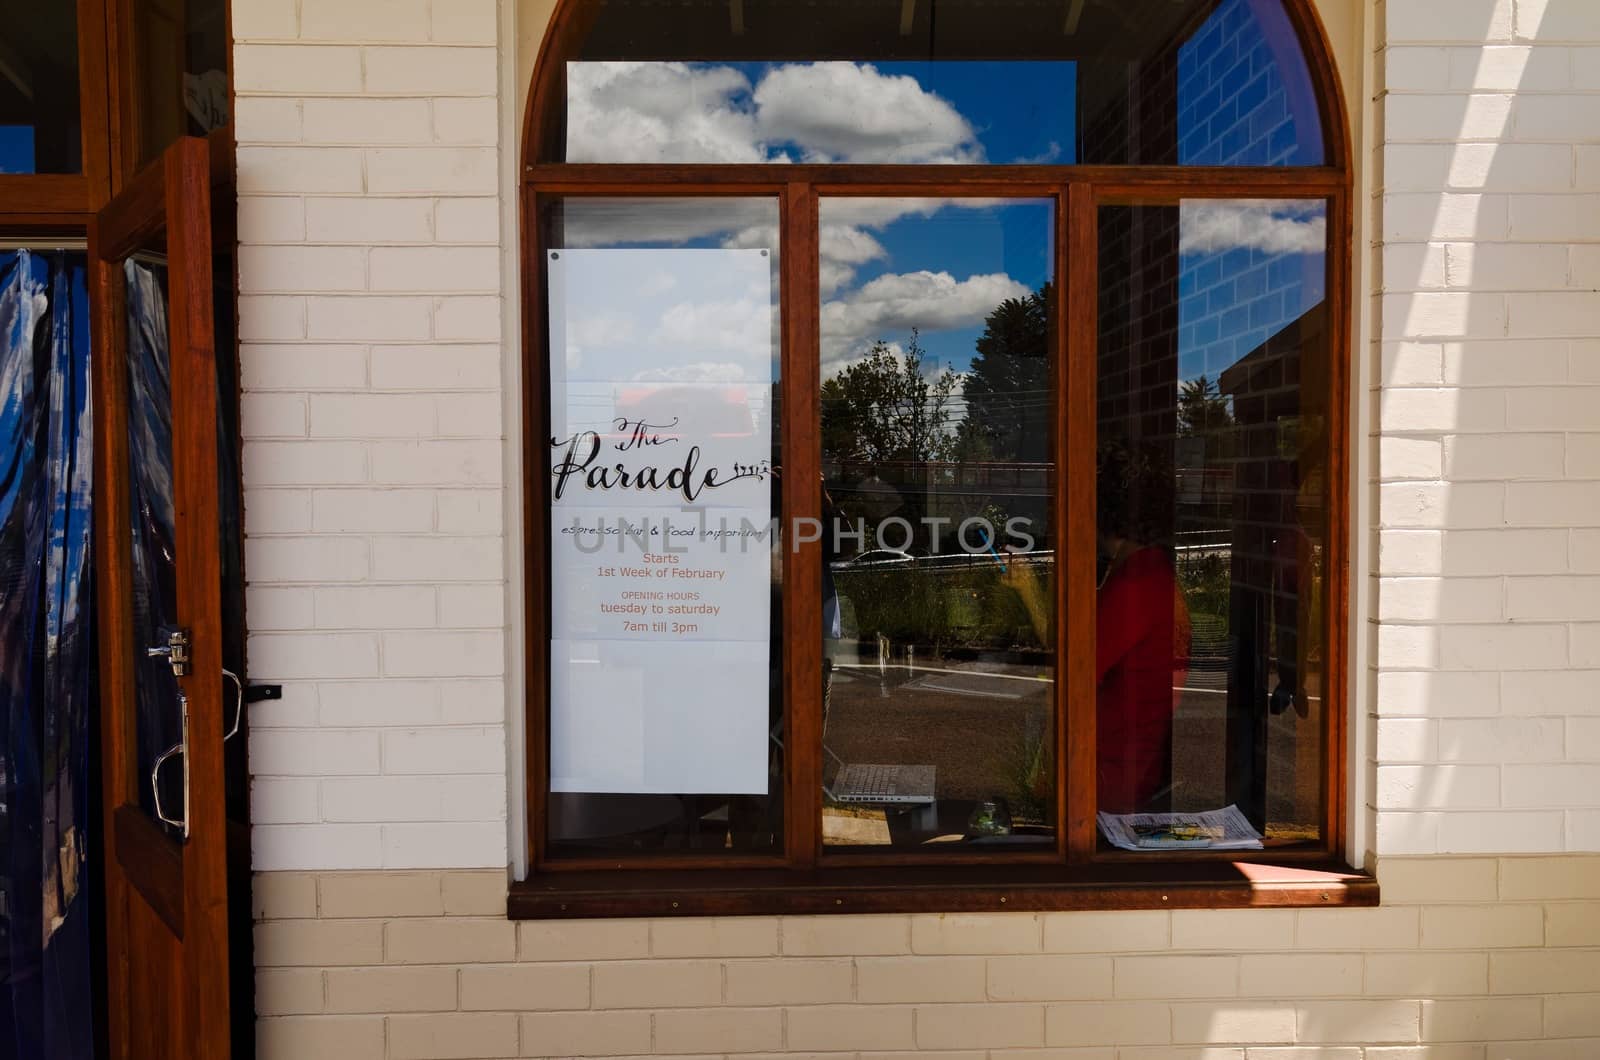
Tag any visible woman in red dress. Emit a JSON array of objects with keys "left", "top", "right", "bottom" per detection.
[{"left": 1096, "top": 443, "right": 1192, "bottom": 814}]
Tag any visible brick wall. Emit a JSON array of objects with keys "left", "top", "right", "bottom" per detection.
[
  {"left": 254, "top": 857, "right": 1600, "bottom": 1057},
  {"left": 235, "top": 0, "right": 511, "bottom": 871},
  {"left": 236, "top": 0, "right": 1600, "bottom": 1055},
  {"left": 1375, "top": 0, "right": 1600, "bottom": 855}
]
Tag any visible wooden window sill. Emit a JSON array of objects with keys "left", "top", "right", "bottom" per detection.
[{"left": 508, "top": 859, "right": 1377, "bottom": 918}]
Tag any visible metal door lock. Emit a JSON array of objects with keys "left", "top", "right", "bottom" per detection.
[{"left": 147, "top": 628, "right": 191, "bottom": 677}]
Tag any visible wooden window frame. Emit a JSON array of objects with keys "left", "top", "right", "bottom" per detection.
[{"left": 513, "top": 0, "right": 1372, "bottom": 917}]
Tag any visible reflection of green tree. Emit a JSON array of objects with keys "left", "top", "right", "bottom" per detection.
[
  {"left": 956, "top": 283, "right": 1052, "bottom": 465},
  {"left": 1177, "top": 374, "right": 1236, "bottom": 461},
  {"left": 821, "top": 329, "right": 960, "bottom": 467}
]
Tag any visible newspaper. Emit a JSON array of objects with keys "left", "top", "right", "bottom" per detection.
[{"left": 1097, "top": 804, "right": 1264, "bottom": 851}]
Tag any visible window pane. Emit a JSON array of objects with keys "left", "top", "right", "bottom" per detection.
[
  {"left": 0, "top": 0, "right": 82, "bottom": 174},
  {"left": 551, "top": 0, "right": 1322, "bottom": 166},
  {"left": 542, "top": 198, "right": 784, "bottom": 857},
  {"left": 130, "top": 0, "right": 230, "bottom": 167},
  {"left": 1095, "top": 199, "right": 1328, "bottom": 844},
  {"left": 819, "top": 198, "right": 1056, "bottom": 852}
]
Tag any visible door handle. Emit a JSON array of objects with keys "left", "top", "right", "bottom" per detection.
[
  {"left": 147, "top": 628, "right": 191, "bottom": 677},
  {"left": 151, "top": 689, "right": 190, "bottom": 839},
  {"left": 223, "top": 668, "right": 243, "bottom": 742}
]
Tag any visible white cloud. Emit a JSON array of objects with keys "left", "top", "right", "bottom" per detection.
[
  {"left": 653, "top": 296, "right": 773, "bottom": 367},
  {"left": 566, "top": 62, "right": 768, "bottom": 163},
  {"left": 566, "top": 61, "right": 981, "bottom": 166},
  {"left": 632, "top": 361, "right": 750, "bottom": 384},
  {"left": 1180, "top": 200, "right": 1327, "bottom": 256},
  {"left": 820, "top": 269, "right": 1029, "bottom": 365},
  {"left": 754, "top": 63, "right": 982, "bottom": 164}
]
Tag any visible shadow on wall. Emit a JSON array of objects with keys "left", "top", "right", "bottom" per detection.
[{"left": 1376, "top": 0, "right": 1594, "bottom": 854}]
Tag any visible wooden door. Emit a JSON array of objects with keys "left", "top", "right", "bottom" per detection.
[{"left": 90, "top": 135, "right": 231, "bottom": 1060}]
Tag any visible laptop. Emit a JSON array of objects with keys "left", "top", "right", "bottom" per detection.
[{"left": 831, "top": 763, "right": 937, "bottom": 804}]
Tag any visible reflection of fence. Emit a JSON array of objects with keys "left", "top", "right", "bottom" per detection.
[{"left": 826, "top": 459, "right": 1052, "bottom": 500}]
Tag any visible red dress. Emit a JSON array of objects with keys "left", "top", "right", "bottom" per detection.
[{"left": 1097, "top": 547, "right": 1191, "bottom": 813}]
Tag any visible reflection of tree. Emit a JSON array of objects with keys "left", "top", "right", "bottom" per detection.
[
  {"left": 820, "top": 329, "right": 960, "bottom": 466},
  {"left": 956, "top": 283, "right": 1052, "bottom": 464},
  {"left": 1177, "top": 374, "right": 1235, "bottom": 459}
]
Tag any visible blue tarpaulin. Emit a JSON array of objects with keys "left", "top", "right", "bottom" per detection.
[{"left": 0, "top": 250, "right": 96, "bottom": 1060}]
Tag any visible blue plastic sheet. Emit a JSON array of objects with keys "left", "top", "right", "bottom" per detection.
[{"left": 0, "top": 250, "right": 96, "bottom": 1060}]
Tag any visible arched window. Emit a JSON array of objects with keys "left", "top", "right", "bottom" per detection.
[{"left": 519, "top": 0, "right": 1358, "bottom": 914}]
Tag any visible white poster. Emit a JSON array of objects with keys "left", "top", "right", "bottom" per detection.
[{"left": 547, "top": 248, "right": 776, "bottom": 795}]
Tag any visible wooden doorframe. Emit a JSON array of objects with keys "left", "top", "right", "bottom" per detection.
[{"left": 90, "top": 136, "right": 233, "bottom": 1060}]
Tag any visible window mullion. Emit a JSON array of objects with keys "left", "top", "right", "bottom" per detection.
[
  {"left": 781, "top": 180, "right": 823, "bottom": 869},
  {"left": 1063, "top": 181, "right": 1099, "bottom": 863}
]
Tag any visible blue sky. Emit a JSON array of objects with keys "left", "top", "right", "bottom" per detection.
[
  {"left": 723, "top": 61, "right": 1078, "bottom": 166},
  {"left": 0, "top": 127, "right": 34, "bottom": 173}
]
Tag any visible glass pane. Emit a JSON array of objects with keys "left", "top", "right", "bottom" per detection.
[
  {"left": 552, "top": 0, "right": 1322, "bottom": 166},
  {"left": 0, "top": 0, "right": 82, "bottom": 173},
  {"left": 1095, "top": 199, "right": 1328, "bottom": 844},
  {"left": 543, "top": 198, "right": 785, "bottom": 857},
  {"left": 131, "top": 0, "right": 230, "bottom": 167},
  {"left": 819, "top": 197, "right": 1056, "bottom": 852},
  {"left": 124, "top": 256, "right": 186, "bottom": 835}
]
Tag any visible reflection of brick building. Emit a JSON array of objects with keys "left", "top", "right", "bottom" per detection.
[{"left": 1220, "top": 303, "right": 1329, "bottom": 827}]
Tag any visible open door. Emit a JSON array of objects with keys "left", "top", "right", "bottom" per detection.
[{"left": 90, "top": 136, "right": 232, "bottom": 1059}]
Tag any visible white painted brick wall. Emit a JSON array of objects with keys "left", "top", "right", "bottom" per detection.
[
  {"left": 1377, "top": 0, "right": 1600, "bottom": 855},
  {"left": 233, "top": 0, "right": 1600, "bottom": 873},
  {"left": 235, "top": 0, "right": 509, "bottom": 870}
]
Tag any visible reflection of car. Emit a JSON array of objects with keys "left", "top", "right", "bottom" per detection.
[{"left": 832, "top": 549, "right": 915, "bottom": 570}]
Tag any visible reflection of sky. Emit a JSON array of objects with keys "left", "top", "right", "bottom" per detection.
[
  {"left": 824, "top": 200, "right": 1053, "bottom": 376},
  {"left": 722, "top": 61, "right": 1077, "bottom": 165},
  {"left": 1177, "top": 201, "right": 1326, "bottom": 385},
  {"left": 0, "top": 127, "right": 35, "bottom": 174},
  {"left": 551, "top": 248, "right": 775, "bottom": 385}
]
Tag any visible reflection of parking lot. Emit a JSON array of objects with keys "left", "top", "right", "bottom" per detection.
[{"left": 824, "top": 656, "right": 1053, "bottom": 809}]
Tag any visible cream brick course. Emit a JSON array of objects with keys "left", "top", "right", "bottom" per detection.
[
  {"left": 319, "top": 872, "right": 443, "bottom": 918},
  {"left": 459, "top": 964, "right": 589, "bottom": 1011},
  {"left": 1421, "top": 997, "right": 1544, "bottom": 1041},
  {"left": 1420, "top": 904, "right": 1545, "bottom": 948},
  {"left": 911, "top": 913, "right": 1042, "bottom": 954},
  {"left": 592, "top": 960, "right": 721, "bottom": 1009},
  {"left": 519, "top": 1010, "right": 651, "bottom": 1057},
  {"left": 385, "top": 918, "right": 516, "bottom": 965},
  {"left": 256, "top": 1015, "right": 384, "bottom": 1060},
  {"left": 722, "top": 958, "right": 852, "bottom": 1005},
  {"left": 1114, "top": 956, "right": 1239, "bottom": 1000},
  {"left": 986, "top": 956, "right": 1112, "bottom": 1001},
  {"left": 1489, "top": 947, "right": 1600, "bottom": 993},
  {"left": 256, "top": 967, "right": 326, "bottom": 1015},
  {"left": 1297, "top": 907, "right": 1422, "bottom": 950},
  {"left": 652, "top": 1008, "right": 783, "bottom": 1055},
  {"left": 256, "top": 919, "right": 385, "bottom": 967},
  {"left": 1238, "top": 954, "right": 1363, "bottom": 998},
  {"left": 781, "top": 915, "right": 910, "bottom": 955},
  {"left": 1040, "top": 910, "right": 1169, "bottom": 952},
  {"left": 1169, "top": 1003, "right": 1297, "bottom": 1045},
  {"left": 915, "top": 1002, "right": 1046, "bottom": 1049},
  {"left": 443, "top": 871, "right": 509, "bottom": 916},
  {"left": 1365, "top": 952, "right": 1491, "bottom": 996},
  {"left": 324, "top": 965, "right": 456, "bottom": 1013},
  {"left": 785, "top": 1004, "right": 916, "bottom": 1051},
  {"left": 1169, "top": 911, "right": 1296, "bottom": 951},
  {"left": 1294, "top": 1000, "right": 1421, "bottom": 1043},
  {"left": 389, "top": 1012, "right": 519, "bottom": 1059},
  {"left": 1043, "top": 1002, "right": 1171, "bottom": 1046},
  {"left": 1543, "top": 992, "right": 1600, "bottom": 1036},
  {"left": 853, "top": 955, "right": 985, "bottom": 1003},
  {"left": 305, "top": 198, "right": 435, "bottom": 244},
  {"left": 650, "top": 917, "right": 779, "bottom": 957},
  {"left": 519, "top": 919, "right": 650, "bottom": 961}
]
